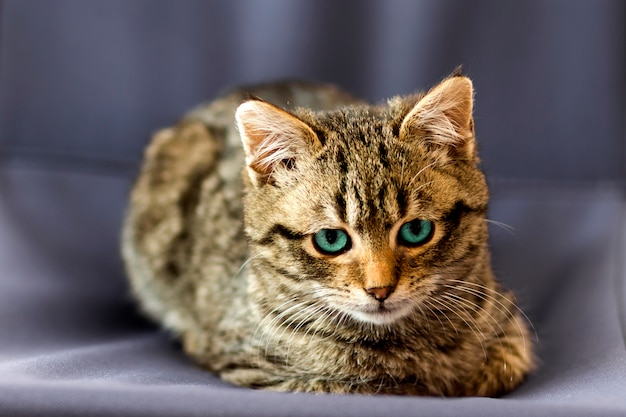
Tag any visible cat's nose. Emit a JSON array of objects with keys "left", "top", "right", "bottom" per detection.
[{"left": 366, "top": 286, "right": 394, "bottom": 302}]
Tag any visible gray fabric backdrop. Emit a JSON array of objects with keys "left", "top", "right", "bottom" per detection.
[{"left": 0, "top": 1, "right": 625, "bottom": 416}]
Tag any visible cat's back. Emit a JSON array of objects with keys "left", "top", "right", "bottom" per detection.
[
  {"left": 190, "top": 80, "right": 362, "bottom": 123},
  {"left": 122, "top": 81, "right": 361, "bottom": 334}
]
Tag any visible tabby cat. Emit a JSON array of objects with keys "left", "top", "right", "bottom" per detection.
[{"left": 122, "top": 72, "right": 535, "bottom": 396}]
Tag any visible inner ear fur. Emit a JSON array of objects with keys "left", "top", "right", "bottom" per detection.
[
  {"left": 400, "top": 75, "right": 476, "bottom": 160},
  {"left": 235, "top": 100, "right": 321, "bottom": 186}
]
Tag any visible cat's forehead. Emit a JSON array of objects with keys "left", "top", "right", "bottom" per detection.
[
  {"left": 313, "top": 107, "right": 396, "bottom": 139},
  {"left": 289, "top": 104, "right": 476, "bottom": 237},
  {"left": 311, "top": 108, "right": 403, "bottom": 166},
  {"left": 304, "top": 112, "right": 434, "bottom": 233}
]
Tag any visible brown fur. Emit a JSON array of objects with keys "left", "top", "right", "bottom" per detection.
[{"left": 122, "top": 75, "right": 535, "bottom": 396}]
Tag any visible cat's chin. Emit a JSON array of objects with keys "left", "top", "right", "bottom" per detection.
[{"left": 347, "top": 304, "right": 414, "bottom": 326}]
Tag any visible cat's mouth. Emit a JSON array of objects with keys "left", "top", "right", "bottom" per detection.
[{"left": 348, "top": 302, "right": 414, "bottom": 326}]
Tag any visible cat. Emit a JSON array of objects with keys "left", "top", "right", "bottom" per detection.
[{"left": 122, "top": 72, "right": 535, "bottom": 396}]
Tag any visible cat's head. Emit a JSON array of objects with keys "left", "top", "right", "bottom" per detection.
[{"left": 235, "top": 74, "right": 490, "bottom": 327}]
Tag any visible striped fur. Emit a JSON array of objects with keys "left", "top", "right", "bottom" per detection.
[{"left": 122, "top": 75, "right": 535, "bottom": 396}]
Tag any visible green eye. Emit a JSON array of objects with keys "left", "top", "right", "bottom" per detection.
[
  {"left": 313, "top": 229, "right": 351, "bottom": 255},
  {"left": 398, "top": 219, "right": 434, "bottom": 247}
]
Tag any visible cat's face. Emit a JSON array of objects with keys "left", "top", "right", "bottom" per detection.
[{"left": 237, "top": 76, "right": 489, "bottom": 327}]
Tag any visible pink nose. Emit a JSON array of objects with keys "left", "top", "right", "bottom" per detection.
[{"left": 366, "top": 286, "right": 394, "bottom": 301}]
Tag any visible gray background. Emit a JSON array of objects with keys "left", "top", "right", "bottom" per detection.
[{"left": 0, "top": 1, "right": 625, "bottom": 416}]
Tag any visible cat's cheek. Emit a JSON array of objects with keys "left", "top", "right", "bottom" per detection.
[{"left": 251, "top": 242, "right": 334, "bottom": 283}]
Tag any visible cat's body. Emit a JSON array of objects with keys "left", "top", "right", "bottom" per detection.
[{"left": 122, "top": 75, "right": 534, "bottom": 396}]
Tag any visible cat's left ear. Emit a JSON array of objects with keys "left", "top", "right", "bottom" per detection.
[
  {"left": 400, "top": 75, "right": 476, "bottom": 162},
  {"left": 236, "top": 100, "right": 322, "bottom": 187}
]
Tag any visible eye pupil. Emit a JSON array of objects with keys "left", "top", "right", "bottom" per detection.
[
  {"left": 398, "top": 219, "right": 434, "bottom": 247},
  {"left": 325, "top": 230, "right": 338, "bottom": 244},
  {"left": 407, "top": 222, "right": 420, "bottom": 235},
  {"left": 313, "top": 229, "right": 351, "bottom": 255}
]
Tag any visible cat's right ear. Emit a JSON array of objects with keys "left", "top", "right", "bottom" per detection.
[
  {"left": 399, "top": 75, "right": 476, "bottom": 162},
  {"left": 235, "top": 100, "right": 322, "bottom": 187}
]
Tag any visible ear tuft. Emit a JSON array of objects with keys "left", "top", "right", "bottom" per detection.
[
  {"left": 451, "top": 65, "right": 464, "bottom": 77},
  {"left": 400, "top": 75, "right": 476, "bottom": 161},
  {"left": 235, "top": 100, "right": 320, "bottom": 186}
]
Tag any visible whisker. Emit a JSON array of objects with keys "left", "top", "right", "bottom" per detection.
[
  {"left": 305, "top": 309, "right": 342, "bottom": 380},
  {"left": 332, "top": 309, "right": 349, "bottom": 337},
  {"left": 251, "top": 299, "right": 296, "bottom": 350},
  {"left": 252, "top": 299, "right": 301, "bottom": 343},
  {"left": 423, "top": 298, "right": 459, "bottom": 336},
  {"left": 410, "top": 160, "right": 440, "bottom": 184},
  {"left": 443, "top": 292, "right": 509, "bottom": 358},
  {"left": 405, "top": 161, "right": 441, "bottom": 192},
  {"left": 399, "top": 157, "right": 407, "bottom": 187},
  {"left": 433, "top": 295, "right": 487, "bottom": 359},
  {"left": 307, "top": 311, "right": 332, "bottom": 341},
  {"left": 253, "top": 300, "right": 310, "bottom": 363},
  {"left": 485, "top": 219, "right": 515, "bottom": 235},
  {"left": 232, "top": 254, "right": 261, "bottom": 279},
  {"left": 275, "top": 302, "right": 322, "bottom": 348},
  {"left": 446, "top": 279, "right": 538, "bottom": 346},
  {"left": 284, "top": 303, "right": 327, "bottom": 363},
  {"left": 410, "top": 180, "right": 437, "bottom": 194},
  {"left": 413, "top": 304, "right": 433, "bottom": 335},
  {"left": 452, "top": 283, "right": 532, "bottom": 355}
]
